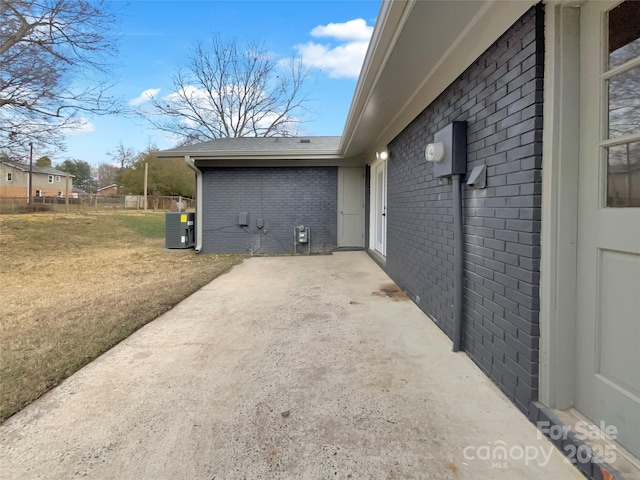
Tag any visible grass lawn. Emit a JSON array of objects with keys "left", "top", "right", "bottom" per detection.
[{"left": 0, "top": 212, "right": 242, "bottom": 421}]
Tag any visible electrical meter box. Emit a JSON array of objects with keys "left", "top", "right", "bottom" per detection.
[
  {"left": 165, "top": 212, "right": 195, "bottom": 249},
  {"left": 238, "top": 212, "right": 249, "bottom": 227},
  {"left": 431, "top": 121, "right": 467, "bottom": 178}
]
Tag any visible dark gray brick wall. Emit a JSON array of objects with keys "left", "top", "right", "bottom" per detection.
[
  {"left": 382, "top": 5, "right": 543, "bottom": 416},
  {"left": 201, "top": 167, "right": 337, "bottom": 254}
]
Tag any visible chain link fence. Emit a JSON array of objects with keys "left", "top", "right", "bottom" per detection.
[{"left": 0, "top": 195, "right": 195, "bottom": 214}]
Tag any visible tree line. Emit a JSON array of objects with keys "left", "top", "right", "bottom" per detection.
[{"left": 36, "top": 146, "right": 195, "bottom": 197}]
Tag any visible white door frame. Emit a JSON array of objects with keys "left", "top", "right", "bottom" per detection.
[
  {"left": 370, "top": 158, "right": 387, "bottom": 256},
  {"left": 540, "top": 6, "right": 640, "bottom": 454},
  {"left": 539, "top": 1, "right": 582, "bottom": 411}
]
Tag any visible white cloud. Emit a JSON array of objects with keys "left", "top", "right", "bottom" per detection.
[
  {"left": 164, "top": 85, "right": 209, "bottom": 104},
  {"left": 129, "top": 88, "right": 161, "bottom": 106},
  {"left": 295, "top": 19, "right": 373, "bottom": 79},
  {"left": 62, "top": 118, "right": 95, "bottom": 135},
  {"left": 310, "top": 18, "right": 373, "bottom": 42},
  {"left": 296, "top": 40, "right": 370, "bottom": 79}
]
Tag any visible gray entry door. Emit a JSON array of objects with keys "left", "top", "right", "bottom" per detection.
[
  {"left": 337, "top": 167, "right": 365, "bottom": 248},
  {"left": 576, "top": 0, "right": 640, "bottom": 458}
]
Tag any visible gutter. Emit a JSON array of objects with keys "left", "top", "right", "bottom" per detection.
[
  {"left": 158, "top": 151, "right": 343, "bottom": 163},
  {"left": 184, "top": 155, "right": 203, "bottom": 253}
]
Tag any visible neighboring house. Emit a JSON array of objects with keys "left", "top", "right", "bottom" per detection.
[
  {"left": 97, "top": 184, "right": 119, "bottom": 196},
  {"left": 0, "top": 160, "right": 74, "bottom": 198},
  {"left": 72, "top": 187, "right": 90, "bottom": 200},
  {"left": 159, "top": 1, "right": 639, "bottom": 476}
]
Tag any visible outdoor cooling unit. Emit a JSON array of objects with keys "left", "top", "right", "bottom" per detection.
[{"left": 165, "top": 212, "right": 195, "bottom": 249}]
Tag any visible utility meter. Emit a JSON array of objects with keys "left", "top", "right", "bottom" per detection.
[
  {"left": 425, "top": 121, "right": 467, "bottom": 178},
  {"left": 425, "top": 142, "right": 445, "bottom": 163},
  {"left": 297, "top": 225, "right": 308, "bottom": 243}
]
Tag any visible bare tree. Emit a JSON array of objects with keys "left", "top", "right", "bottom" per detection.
[
  {"left": 106, "top": 142, "right": 135, "bottom": 170},
  {"left": 146, "top": 38, "right": 312, "bottom": 143},
  {"left": 0, "top": 0, "right": 122, "bottom": 156},
  {"left": 95, "top": 163, "right": 119, "bottom": 189}
]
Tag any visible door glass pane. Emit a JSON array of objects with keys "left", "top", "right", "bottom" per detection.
[
  {"left": 608, "top": 1, "right": 640, "bottom": 69},
  {"left": 606, "top": 141, "right": 640, "bottom": 207},
  {"left": 607, "top": 66, "right": 640, "bottom": 139},
  {"left": 376, "top": 169, "right": 383, "bottom": 244}
]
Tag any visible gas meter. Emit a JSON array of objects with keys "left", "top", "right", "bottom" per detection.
[{"left": 297, "top": 225, "right": 308, "bottom": 243}]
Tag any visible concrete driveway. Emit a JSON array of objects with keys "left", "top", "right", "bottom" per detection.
[{"left": 0, "top": 252, "right": 581, "bottom": 479}]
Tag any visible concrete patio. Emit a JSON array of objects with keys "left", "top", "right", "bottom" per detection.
[{"left": 0, "top": 252, "right": 582, "bottom": 479}]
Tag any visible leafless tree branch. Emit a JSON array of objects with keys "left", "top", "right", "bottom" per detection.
[
  {"left": 144, "top": 37, "right": 313, "bottom": 143},
  {"left": 0, "top": 0, "right": 124, "bottom": 157}
]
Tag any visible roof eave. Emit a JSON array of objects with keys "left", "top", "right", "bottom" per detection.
[
  {"left": 339, "top": 0, "right": 413, "bottom": 155},
  {"left": 341, "top": 0, "right": 534, "bottom": 160},
  {"left": 157, "top": 150, "right": 343, "bottom": 161},
  {"left": 0, "top": 161, "right": 75, "bottom": 176}
]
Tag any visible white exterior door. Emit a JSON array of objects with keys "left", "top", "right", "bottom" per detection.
[
  {"left": 576, "top": 0, "right": 640, "bottom": 458},
  {"left": 337, "top": 167, "right": 365, "bottom": 248},
  {"left": 373, "top": 160, "right": 387, "bottom": 255}
]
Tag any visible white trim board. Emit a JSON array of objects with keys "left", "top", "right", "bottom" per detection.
[{"left": 539, "top": 2, "right": 581, "bottom": 410}]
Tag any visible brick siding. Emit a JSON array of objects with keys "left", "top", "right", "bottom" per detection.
[
  {"left": 381, "top": 5, "right": 544, "bottom": 415},
  {"left": 201, "top": 167, "right": 337, "bottom": 254}
]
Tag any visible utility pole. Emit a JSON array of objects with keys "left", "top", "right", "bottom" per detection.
[
  {"left": 65, "top": 172, "right": 70, "bottom": 213},
  {"left": 28, "top": 142, "right": 33, "bottom": 204},
  {"left": 143, "top": 162, "right": 148, "bottom": 211}
]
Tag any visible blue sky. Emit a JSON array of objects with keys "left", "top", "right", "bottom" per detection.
[{"left": 63, "top": 0, "right": 381, "bottom": 165}]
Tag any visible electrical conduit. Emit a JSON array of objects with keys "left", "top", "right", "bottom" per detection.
[{"left": 452, "top": 173, "right": 464, "bottom": 352}]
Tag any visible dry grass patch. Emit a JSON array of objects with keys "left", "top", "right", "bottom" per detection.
[{"left": 0, "top": 212, "right": 242, "bottom": 421}]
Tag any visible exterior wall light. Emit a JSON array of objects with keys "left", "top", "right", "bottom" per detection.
[{"left": 376, "top": 150, "right": 389, "bottom": 161}]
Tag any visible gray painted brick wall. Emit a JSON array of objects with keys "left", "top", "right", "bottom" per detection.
[
  {"left": 201, "top": 167, "right": 337, "bottom": 254},
  {"left": 383, "top": 6, "right": 543, "bottom": 415}
]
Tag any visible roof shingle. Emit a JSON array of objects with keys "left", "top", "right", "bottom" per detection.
[{"left": 158, "top": 136, "right": 341, "bottom": 158}]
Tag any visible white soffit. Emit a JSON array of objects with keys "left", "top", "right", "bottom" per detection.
[{"left": 342, "top": 0, "right": 534, "bottom": 160}]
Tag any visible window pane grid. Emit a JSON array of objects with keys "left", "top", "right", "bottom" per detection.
[
  {"left": 601, "top": 56, "right": 640, "bottom": 80},
  {"left": 600, "top": 134, "right": 640, "bottom": 148},
  {"left": 604, "top": 1, "right": 640, "bottom": 207}
]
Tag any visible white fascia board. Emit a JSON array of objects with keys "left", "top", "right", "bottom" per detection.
[
  {"left": 340, "top": 0, "right": 415, "bottom": 155},
  {"left": 159, "top": 152, "right": 343, "bottom": 162},
  {"left": 158, "top": 149, "right": 341, "bottom": 159},
  {"left": 341, "top": 0, "right": 534, "bottom": 161},
  {"left": 192, "top": 158, "right": 357, "bottom": 168}
]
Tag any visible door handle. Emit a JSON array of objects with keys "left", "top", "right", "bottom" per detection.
[{"left": 382, "top": 213, "right": 386, "bottom": 217}]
